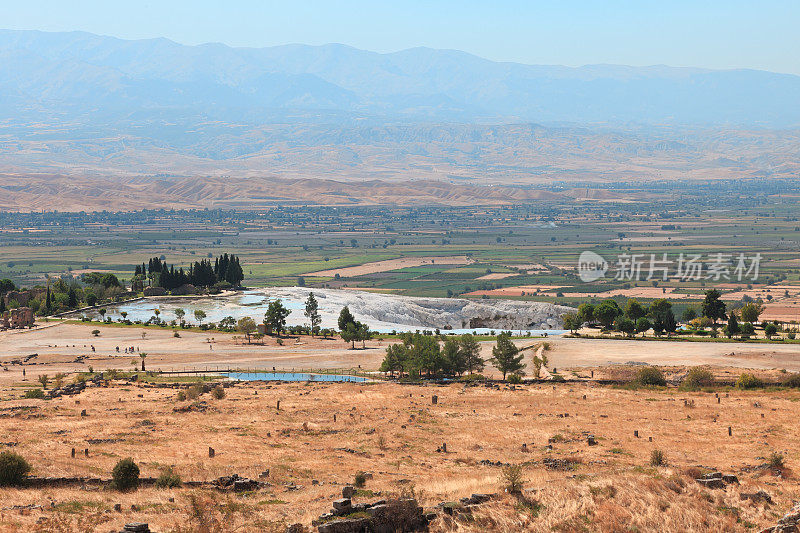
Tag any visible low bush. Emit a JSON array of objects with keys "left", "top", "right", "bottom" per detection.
[
  {"left": 155, "top": 466, "right": 182, "bottom": 488},
  {"left": 783, "top": 373, "right": 800, "bottom": 388},
  {"left": 185, "top": 384, "right": 203, "bottom": 400},
  {"left": 650, "top": 449, "right": 666, "bottom": 467},
  {"left": 768, "top": 451, "right": 784, "bottom": 470},
  {"left": 24, "top": 388, "right": 46, "bottom": 399},
  {"left": 736, "top": 373, "right": 764, "bottom": 390},
  {"left": 211, "top": 386, "right": 225, "bottom": 399},
  {"left": 0, "top": 451, "right": 31, "bottom": 486},
  {"left": 112, "top": 458, "right": 140, "bottom": 491},
  {"left": 500, "top": 464, "right": 525, "bottom": 494},
  {"left": 681, "top": 367, "right": 715, "bottom": 390},
  {"left": 353, "top": 471, "right": 367, "bottom": 488},
  {"left": 507, "top": 374, "right": 523, "bottom": 384},
  {"left": 633, "top": 366, "right": 666, "bottom": 387}
]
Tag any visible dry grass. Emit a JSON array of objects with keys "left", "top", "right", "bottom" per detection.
[{"left": 0, "top": 380, "right": 798, "bottom": 531}]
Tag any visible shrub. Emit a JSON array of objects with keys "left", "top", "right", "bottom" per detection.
[
  {"left": 186, "top": 384, "right": 203, "bottom": 400},
  {"left": 633, "top": 366, "right": 666, "bottom": 387},
  {"left": 176, "top": 390, "right": 186, "bottom": 401},
  {"left": 783, "top": 373, "right": 800, "bottom": 388},
  {"left": 736, "top": 373, "right": 764, "bottom": 390},
  {"left": 650, "top": 449, "right": 666, "bottom": 467},
  {"left": 211, "top": 386, "right": 225, "bottom": 399},
  {"left": 24, "top": 388, "right": 46, "bottom": 399},
  {"left": 155, "top": 466, "right": 182, "bottom": 488},
  {"left": 353, "top": 471, "right": 367, "bottom": 488},
  {"left": 91, "top": 329, "right": 100, "bottom": 337},
  {"left": 173, "top": 330, "right": 181, "bottom": 338},
  {"left": 681, "top": 368, "right": 715, "bottom": 390},
  {"left": 500, "top": 464, "right": 525, "bottom": 494},
  {"left": 507, "top": 374, "right": 523, "bottom": 384},
  {"left": 112, "top": 458, "right": 140, "bottom": 491},
  {"left": 0, "top": 451, "right": 31, "bottom": 486},
  {"left": 768, "top": 451, "right": 784, "bottom": 470}
]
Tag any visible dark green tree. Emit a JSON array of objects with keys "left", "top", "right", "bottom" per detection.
[
  {"left": 682, "top": 306, "right": 698, "bottom": 323},
  {"left": 67, "top": 287, "right": 78, "bottom": 309},
  {"left": 726, "top": 313, "right": 740, "bottom": 338},
  {"left": 594, "top": 300, "right": 622, "bottom": 329},
  {"left": 304, "top": 292, "right": 321, "bottom": 335},
  {"left": 380, "top": 343, "right": 408, "bottom": 377},
  {"left": 624, "top": 299, "right": 646, "bottom": 321},
  {"left": 562, "top": 312, "right": 580, "bottom": 334},
  {"left": 576, "top": 303, "right": 595, "bottom": 326},
  {"left": 615, "top": 316, "right": 636, "bottom": 337},
  {"left": 264, "top": 299, "right": 290, "bottom": 335},
  {"left": 490, "top": 332, "right": 524, "bottom": 380},
  {"left": 701, "top": 289, "right": 727, "bottom": 324},
  {"left": 338, "top": 306, "right": 356, "bottom": 332},
  {"left": 635, "top": 317, "right": 652, "bottom": 336},
  {"left": 459, "top": 334, "right": 484, "bottom": 374},
  {"left": 649, "top": 299, "right": 677, "bottom": 336},
  {"left": 442, "top": 338, "right": 467, "bottom": 375},
  {"left": 0, "top": 279, "right": 15, "bottom": 293},
  {"left": 341, "top": 321, "right": 360, "bottom": 349}
]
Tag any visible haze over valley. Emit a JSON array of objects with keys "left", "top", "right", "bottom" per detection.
[{"left": 1, "top": 30, "right": 799, "bottom": 211}]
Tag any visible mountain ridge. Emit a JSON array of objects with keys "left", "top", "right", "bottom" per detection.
[{"left": 2, "top": 28, "right": 800, "bottom": 126}]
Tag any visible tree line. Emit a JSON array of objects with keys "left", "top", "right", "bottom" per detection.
[
  {"left": 133, "top": 253, "right": 244, "bottom": 290},
  {"left": 561, "top": 289, "right": 780, "bottom": 340}
]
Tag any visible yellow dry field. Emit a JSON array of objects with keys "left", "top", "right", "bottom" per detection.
[
  {"left": 303, "top": 256, "right": 472, "bottom": 277},
  {"left": 0, "top": 379, "right": 799, "bottom": 532}
]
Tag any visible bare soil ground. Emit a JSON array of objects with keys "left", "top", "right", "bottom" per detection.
[
  {"left": 0, "top": 377, "right": 798, "bottom": 532},
  {"left": 3, "top": 323, "right": 800, "bottom": 385}
]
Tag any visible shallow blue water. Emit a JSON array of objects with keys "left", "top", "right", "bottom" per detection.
[{"left": 226, "top": 372, "right": 369, "bottom": 383}]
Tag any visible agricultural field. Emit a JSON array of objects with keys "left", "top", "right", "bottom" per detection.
[{"left": 2, "top": 181, "right": 800, "bottom": 320}]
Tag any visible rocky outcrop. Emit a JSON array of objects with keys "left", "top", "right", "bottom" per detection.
[
  {"left": 315, "top": 498, "right": 430, "bottom": 533},
  {"left": 760, "top": 501, "right": 800, "bottom": 532},
  {"left": 695, "top": 472, "right": 738, "bottom": 489}
]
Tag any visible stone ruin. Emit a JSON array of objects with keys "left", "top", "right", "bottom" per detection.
[
  {"left": 297, "top": 487, "right": 499, "bottom": 533},
  {"left": 1, "top": 306, "right": 34, "bottom": 329},
  {"left": 307, "top": 485, "right": 432, "bottom": 533}
]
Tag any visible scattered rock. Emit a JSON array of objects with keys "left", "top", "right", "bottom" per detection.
[
  {"left": 740, "top": 490, "right": 772, "bottom": 505},
  {"left": 695, "top": 472, "right": 738, "bottom": 490},
  {"left": 214, "top": 474, "right": 262, "bottom": 492},
  {"left": 121, "top": 524, "right": 150, "bottom": 533}
]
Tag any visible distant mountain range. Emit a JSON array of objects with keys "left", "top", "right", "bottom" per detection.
[
  {"left": 2, "top": 29, "right": 800, "bottom": 126},
  {"left": 1, "top": 29, "right": 799, "bottom": 203}
]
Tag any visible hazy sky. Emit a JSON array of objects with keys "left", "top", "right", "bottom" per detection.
[{"left": 5, "top": 0, "right": 799, "bottom": 74}]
